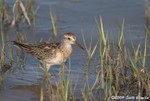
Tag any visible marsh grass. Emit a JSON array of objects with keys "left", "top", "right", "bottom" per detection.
[
  {"left": 0, "top": 0, "right": 13, "bottom": 88},
  {"left": 145, "top": 0, "right": 150, "bottom": 35},
  {"left": 75, "top": 17, "right": 150, "bottom": 100},
  {"left": 0, "top": 0, "right": 38, "bottom": 87},
  {"left": 11, "top": 0, "right": 31, "bottom": 27},
  {"left": 81, "top": 29, "right": 99, "bottom": 62},
  {"left": 145, "top": 0, "right": 150, "bottom": 19},
  {"left": 39, "top": 59, "right": 73, "bottom": 101},
  {"left": 0, "top": 0, "right": 6, "bottom": 87},
  {"left": 97, "top": 17, "right": 149, "bottom": 100},
  {"left": 0, "top": 1, "right": 149, "bottom": 100},
  {"left": 0, "top": 0, "right": 38, "bottom": 28},
  {"left": 50, "top": 6, "right": 58, "bottom": 39},
  {"left": 26, "top": 0, "right": 39, "bottom": 27}
]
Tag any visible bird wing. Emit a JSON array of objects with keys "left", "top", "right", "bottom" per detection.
[{"left": 14, "top": 41, "right": 60, "bottom": 60}]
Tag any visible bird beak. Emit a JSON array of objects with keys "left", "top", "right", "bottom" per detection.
[{"left": 75, "top": 41, "right": 84, "bottom": 50}]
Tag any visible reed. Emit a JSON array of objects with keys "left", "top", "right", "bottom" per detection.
[
  {"left": 40, "top": 88, "right": 43, "bottom": 101},
  {"left": 81, "top": 29, "right": 98, "bottom": 61},
  {"left": 0, "top": 0, "right": 5, "bottom": 88},
  {"left": 0, "top": 0, "right": 5, "bottom": 66},
  {"left": 27, "top": 0, "right": 39, "bottom": 27},
  {"left": 50, "top": 6, "right": 58, "bottom": 39},
  {"left": 93, "top": 17, "right": 150, "bottom": 100},
  {"left": 145, "top": 0, "right": 150, "bottom": 19}
]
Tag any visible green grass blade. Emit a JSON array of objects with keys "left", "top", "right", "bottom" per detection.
[
  {"left": 142, "top": 36, "right": 147, "bottom": 69},
  {"left": 118, "top": 19, "right": 124, "bottom": 47},
  {"left": 95, "top": 16, "right": 106, "bottom": 46},
  {"left": 50, "top": 6, "right": 57, "bottom": 38}
]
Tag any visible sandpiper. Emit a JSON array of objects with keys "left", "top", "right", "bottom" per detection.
[{"left": 14, "top": 32, "right": 84, "bottom": 72}]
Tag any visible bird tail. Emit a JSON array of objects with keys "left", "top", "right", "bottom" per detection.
[{"left": 13, "top": 41, "right": 30, "bottom": 50}]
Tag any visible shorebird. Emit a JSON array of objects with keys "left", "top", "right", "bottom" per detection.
[{"left": 14, "top": 32, "right": 84, "bottom": 73}]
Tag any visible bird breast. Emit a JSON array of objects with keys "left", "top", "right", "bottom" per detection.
[
  {"left": 61, "top": 44, "right": 72, "bottom": 61},
  {"left": 43, "top": 43, "right": 72, "bottom": 66},
  {"left": 44, "top": 46, "right": 72, "bottom": 65}
]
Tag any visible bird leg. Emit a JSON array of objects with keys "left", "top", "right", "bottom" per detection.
[
  {"left": 44, "top": 64, "right": 52, "bottom": 80},
  {"left": 62, "top": 63, "right": 65, "bottom": 74},
  {"left": 40, "top": 62, "right": 51, "bottom": 80},
  {"left": 58, "top": 63, "right": 66, "bottom": 77}
]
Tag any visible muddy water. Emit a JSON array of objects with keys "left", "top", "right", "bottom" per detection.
[{"left": 0, "top": 0, "right": 148, "bottom": 101}]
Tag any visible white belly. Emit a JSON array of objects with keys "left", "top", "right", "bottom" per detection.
[{"left": 44, "top": 52, "right": 65, "bottom": 65}]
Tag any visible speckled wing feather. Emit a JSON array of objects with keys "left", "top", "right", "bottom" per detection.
[{"left": 14, "top": 41, "right": 60, "bottom": 60}]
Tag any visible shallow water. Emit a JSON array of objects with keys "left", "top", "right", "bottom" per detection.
[{"left": 0, "top": 0, "right": 149, "bottom": 101}]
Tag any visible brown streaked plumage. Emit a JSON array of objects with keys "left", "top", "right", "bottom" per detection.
[{"left": 14, "top": 32, "right": 84, "bottom": 71}]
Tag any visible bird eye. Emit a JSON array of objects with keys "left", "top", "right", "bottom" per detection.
[{"left": 68, "top": 37, "right": 71, "bottom": 40}]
